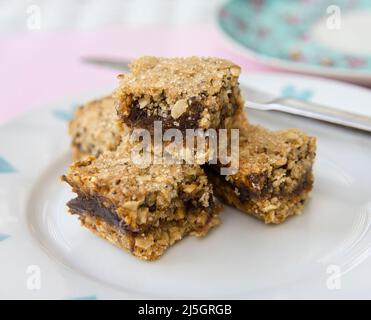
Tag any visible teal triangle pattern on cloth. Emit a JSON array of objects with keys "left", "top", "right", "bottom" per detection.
[
  {"left": 281, "top": 84, "right": 314, "bottom": 101},
  {"left": 0, "top": 233, "right": 10, "bottom": 241},
  {"left": 53, "top": 104, "right": 78, "bottom": 121},
  {"left": 0, "top": 157, "right": 16, "bottom": 173}
]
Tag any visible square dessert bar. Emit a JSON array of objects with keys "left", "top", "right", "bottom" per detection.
[
  {"left": 62, "top": 142, "right": 221, "bottom": 260},
  {"left": 69, "top": 96, "right": 125, "bottom": 161},
  {"left": 206, "top": 112, "right": 316, "bottom": 224},
  {"left": 115, "top": 56, "right": 244, "bottom": 132}
]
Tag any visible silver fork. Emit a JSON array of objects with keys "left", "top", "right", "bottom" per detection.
[
  {"left": 82, "top": 56, "right": 371, "bottom": 133},
  {"left": 241, "top": 86, "right": 371, "bottom": 132}
]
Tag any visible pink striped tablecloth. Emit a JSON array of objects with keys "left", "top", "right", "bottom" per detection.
[{"left": 0, "top": 24, "right": 272, "bottom": 124}]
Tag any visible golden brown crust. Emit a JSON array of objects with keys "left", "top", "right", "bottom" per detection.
[{"left": 118, "top": 56, "right": 241, "bottom": 103}]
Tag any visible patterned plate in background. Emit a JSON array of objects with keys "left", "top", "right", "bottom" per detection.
[{"left": 218, "top": 0, "right": 371, "bottom": 85}]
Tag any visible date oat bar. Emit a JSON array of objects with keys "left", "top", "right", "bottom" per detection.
[
  {"left": 114, "top": 56, "right": 244, "bottom": 132},
  {"left": 73, "top": 204, "right": 219, "bottom": 261},
  {"left": 69, "top": 96, "right": 125, "bottom": 161},
  {"left": 206, "top": 112, "right": 316, "bottom": 224},
  {"left": 62, "top": 143, "right": 221, "bottom": 260}
]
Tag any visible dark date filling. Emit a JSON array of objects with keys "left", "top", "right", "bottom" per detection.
[
  {"left": 67, "top": 197, "right": 124, "bottom": 231},
  {"left": 67, "top": 196, "right": 164, "bottom": 234},
  {"left": 235, "top": 171, "right": 313, "bottom": 202},
  {"left": 121, "top": 87, "right": 240, "bottom": 132},
  {"left": 205, "top": 166, "right": 313, "bottom": 203},
  {"left": 124, "top": 98, "right": 203, "bottom": 131}
]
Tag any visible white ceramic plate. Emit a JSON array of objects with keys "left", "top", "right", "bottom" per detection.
[{"left": 1, "top": 72, "right": 371, "bottom": 299}]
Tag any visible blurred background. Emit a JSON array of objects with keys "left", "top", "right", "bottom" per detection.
[
  {"left": 1, "top": 0, "right": 371, "bottom": 123},
  {"left": 0, "top": 0, "right": 225, "bottom": 31}
]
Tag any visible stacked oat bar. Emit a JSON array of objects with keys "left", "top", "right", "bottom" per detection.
[
  {"left": 62, "top": 56, "right": 316, "bottom": 261},
  {"left": 62, "top": 145, "right": 220, "bottom": 260},
  {"left": 62, "top": 57, "right": 243, "bottom": 260},
  {"left": 115, "top": 56, "right": 244, "bottom": 133}
]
